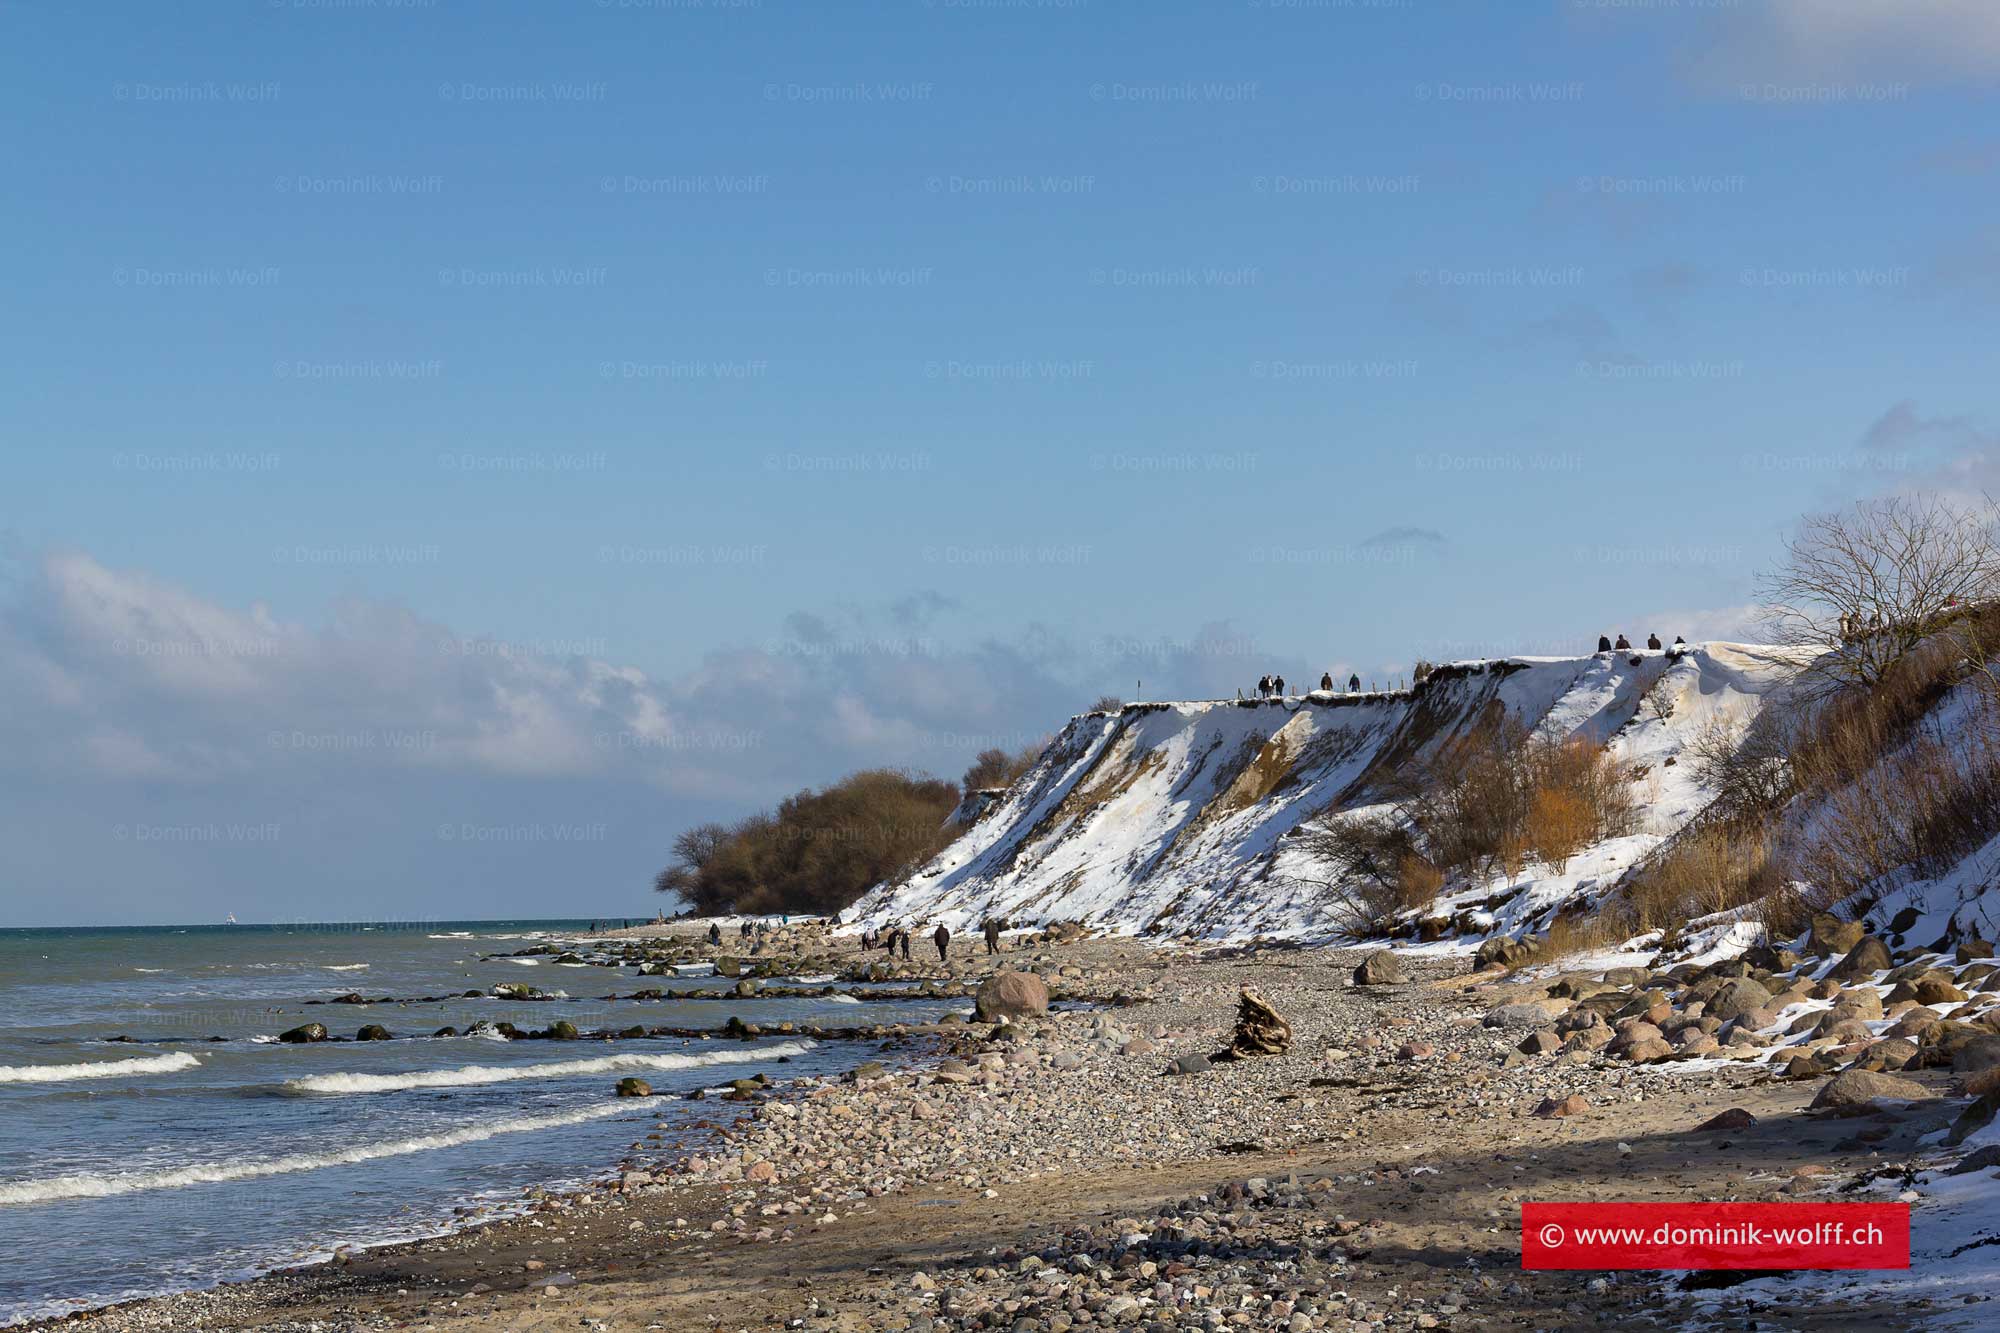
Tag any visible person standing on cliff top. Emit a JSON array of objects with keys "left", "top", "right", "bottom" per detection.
[
  {"left": 1348, "top": 673, "right": 1360, "bottom": 692},
  {"left": 933, "top": 923, "right": 950, "bottom": 962},
  {"left": 1272, "top": 674, "right": 1285, "bottom": 696},
  {"left": 1256, "top": 674, "right": 1271, "bottom": 697},
  {"left": 1614, "top": 634, "right": 1631, "bottom": 650},
  {"left": 1597, "top": 635, "right": 1611, "bottom": 652},
  {"left": 1647, "top": 633, "right": 1662, "bottom": 650},
  {"left": 1320, "top": 672, "right": 1333, "bottom": 691}
]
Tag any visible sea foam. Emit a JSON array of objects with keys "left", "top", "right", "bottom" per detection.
[
  {"left": 284, "top": 1041, "right": 813, "bottom": 1095},
  {"left": 0, "top": 1101, "right": 636, "bottom": 1206},
  {"left": 0, "top": 1052, "right": 201, "bottom": 1085}
]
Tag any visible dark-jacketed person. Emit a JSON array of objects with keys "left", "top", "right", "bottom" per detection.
[
  {"left": 933, "top": 923, "right": 950, "bottom": 961},
  {"left": 984, "top": 919, "right": 1001, "bottom": 954}
]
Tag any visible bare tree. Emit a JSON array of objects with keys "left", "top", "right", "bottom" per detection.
[{"left": 1758, "top": 493, "right": 2000, "bottom": 691}]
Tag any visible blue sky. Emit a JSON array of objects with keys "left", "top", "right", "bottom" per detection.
[{"left": 4, "top": 0, "right": 1997, "bottom": 924}]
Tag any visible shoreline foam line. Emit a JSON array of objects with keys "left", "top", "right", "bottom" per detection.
[
  {"left": 0, "top": 1052, "right": 202, "bottom": 1084},
  {"left": 282, "top": 1040, "right": 815, "bottom": 1095},
  {"left": 0, "top": 1100, "right": 638, "bottom": 1206}
]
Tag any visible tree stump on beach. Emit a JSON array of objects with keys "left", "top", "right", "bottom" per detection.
[{"left": 1230, "top": 985, "right": 1292, "bottom": 1057}]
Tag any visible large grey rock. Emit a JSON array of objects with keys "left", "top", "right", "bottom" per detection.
[
  {"left": 1809, "top": 1068, "right": 1933, "bottom": 1111},
  {"left": 1828, "top": 935, "right": 1893, "bottom": 982},
  {"left": 1352, "top": 950, "right": 1403, "bottom": 986},
  {"left": 278, "top": 1023, "right": 327, "bottom": 1044},
  {"left": 973, "top": 969, "right": 1049, "bottom": 1023},
  {"left": 1706, "top": 977, "right": 1774, "bottom": 1024}
]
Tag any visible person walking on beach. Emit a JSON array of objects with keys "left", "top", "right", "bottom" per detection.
[
  {"left": 933, "top": 923, "right": 950, "bottom": 962},
  {"left": 983, "top": 918, "right": 1001, "bottom": 955},
  {"left": 707, "top": 922, "right": 721, "bottom": 947},
  {"left": 899, "top": 928, "right": 912, "bottom": 961},
  {"left": 882, "top": 928, "right": 896, "bottom": 956}
]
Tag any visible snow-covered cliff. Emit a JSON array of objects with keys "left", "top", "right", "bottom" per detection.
[{"left": 846, "top": 643, "right": 1815, "bottom": 941}]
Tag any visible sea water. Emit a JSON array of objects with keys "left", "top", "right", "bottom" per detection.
[{"left": 0, "top": 920, "right": 940, "bottom": 1324}]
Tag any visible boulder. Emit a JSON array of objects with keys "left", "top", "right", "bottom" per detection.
[
  {"left": 1829, "top": 936, "right": 1893, "bottom": 982},
  {"left": 1352, "top": 950, "right": 1404, "bottom": 987},
  {"left": 1533, "top": 1094, "right": 1588, "bottom": 1118},
  {"left": 1396, "top": 1039, "right": 1435, "bottom": 1061},
  {"left": 1475, "top": 936, "right": 1537, "bottom": 972},
  {"left": 1697, "top": 1108, "right": 1757, "bottom": 1132},
  {"left": 1809, "top": 1068, "right": 1934, "bottom": 1112},
  {"left": 547, "top": 1020, "right": 579, "bottom": 1041},
  {"left": 614, "top": 1077, "right": 651, "bottom": 1097},
  {"left": 355, "top": 1024, "right": 392, "bottom": 1041},
  {"left": 1485, "top": 999, "right": 1569, "bottom": 1029},
  {"left": 1957, "top": 937, "right": 1996, "bottom": 965},
  {"left": 1168, "top": 1052, "right": 1212, "bottom": 1076},
  {"left": 1954, "top": 1035, "right": 2000, "bottom": 1075},
  {"left": 1946, "top": 1089, "right": 2000, "bottom": 1147},
  {"left": 1230, "top": 986, "right": 1293, "bottom": 1057},
  {"left": 279, "top": 1023, "right": 328, "bottom": 1044},
  {"left": 1623, "top": 1037, "right": 1673, "bottom": 1063},
  {"left": 1706, "top": 977, "right": 1774, "bottom": 1024},
  {"left": 1519, "top": 1030, "right": 1562, "bottom": 1055},
  {"left": 973, "top": 970, "right": 1050, "bottom": 1023},
  {"left": 1808, "top": 914, "right": 1864, "bottom": 958},
  {"left": 1848, "top": 1037, "right": 1919, "bottom": 1073}
]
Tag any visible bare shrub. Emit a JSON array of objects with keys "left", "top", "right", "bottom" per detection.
[
  {"left": 1687, "top": 712, "right": 1795, "bottom": 818},
  {"left": 1625, "top": 822, "right": 1782, "bottom": 931},
  {"left": 1527, "top": 787, "right": 1594, "bottom": 872},
  {"left": 1789, "top": 721, "right": 2000, "bottom": 904},
  {"left": 1295, "top": 811, "right": 1444, "bottom": 932}
]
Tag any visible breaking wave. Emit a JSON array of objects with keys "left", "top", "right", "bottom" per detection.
[
  {"left": 0, "top": 1053, "right": 201, "bottom": 1085},
  {"left": 0, "top": 1101, "right": 636, "bottom": 1206},
  {"left": 283, "top": 1041, "right": 814, "bottom": 1095}
]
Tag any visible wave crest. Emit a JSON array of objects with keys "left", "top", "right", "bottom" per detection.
[
  {"left": 284, "top": 1041, "right": 813, "bottom": 1095},
  {"left": 0, "top": 1053, "right": 201, "bottom": 1085}
]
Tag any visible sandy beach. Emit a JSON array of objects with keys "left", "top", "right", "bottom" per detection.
[{"left": 28, "top": 925, "right": 1987, "bottom": 1333}]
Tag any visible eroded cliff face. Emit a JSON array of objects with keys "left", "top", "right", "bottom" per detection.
[{"left": 847, "top": 644, "right": 1813, "bottom": 941}]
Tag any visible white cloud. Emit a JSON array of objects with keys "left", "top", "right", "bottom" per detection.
[{"left": 1688, "top": 0, "right": 2000, "bottom": 87}]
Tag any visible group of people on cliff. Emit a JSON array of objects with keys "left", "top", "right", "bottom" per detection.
[
  {"left": 859, "top": 917, "right": 1007, "bottom": 961},
  {"left": 1253, "top": 671, "right": 1361, "bottom": 699},
  {"left": 1597, "top": 632, "right": 1685, "bottom": 656}
]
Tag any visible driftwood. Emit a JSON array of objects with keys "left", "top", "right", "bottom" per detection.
[{"left": 1230, "top": 985, "right": 1292, "bottom": 1057}]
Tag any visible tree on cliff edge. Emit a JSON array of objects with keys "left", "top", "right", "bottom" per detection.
[{"left": 1759, "top": 492, "right": 2000, "bottom": 692}]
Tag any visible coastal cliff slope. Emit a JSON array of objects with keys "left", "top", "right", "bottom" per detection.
[{"left": 847, "top": 643, "right": 1814, "bottom": 941}]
